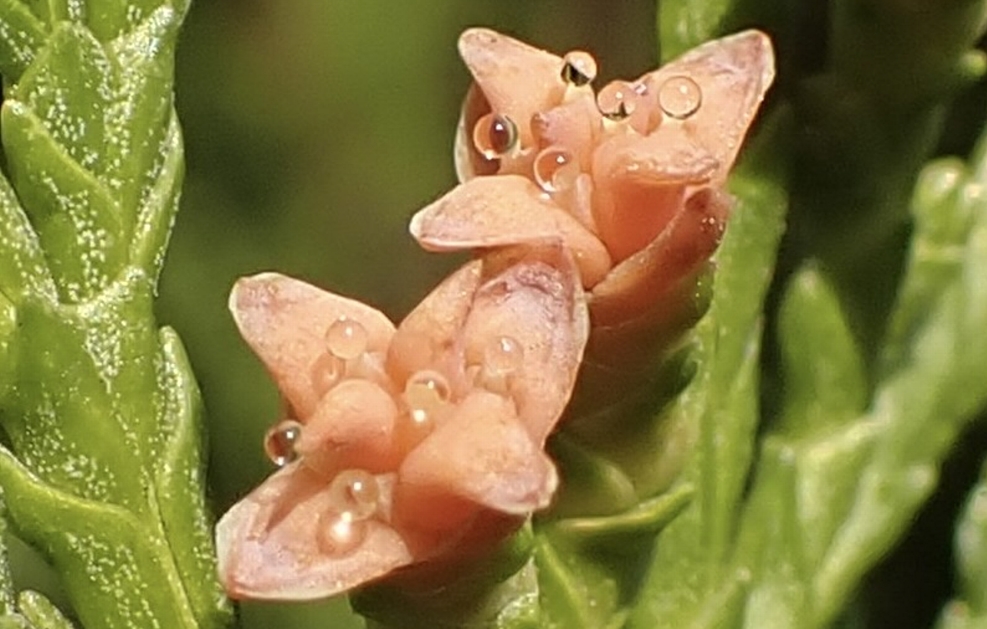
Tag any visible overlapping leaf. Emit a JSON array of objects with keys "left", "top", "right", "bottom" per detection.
[{"left": 0, "top": 1, "right": 229, "bottom": 628}]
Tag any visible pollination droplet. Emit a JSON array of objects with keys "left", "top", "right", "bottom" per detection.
[
  {"left": 484, "top": 335, "right": 524, "bottom": 375},
  {"left": 560, "top": 51, "right": 597, "bottom": 86},
  {"left": 327, "top": 469, "right": 380, "bottom": 520},
  {"left": 473, "top": 113, "right": 519, "bottom": 160},
  {"left": 310, "top": 353, "right": 345, "bottom": 397},
  {"left": 402, "top": 369, "right": 451, "bottom": 429},
  {"left": 325, "top": 317, "right": 368, "bottom": 360},
  {"left": 317, "top": 512, "right": 368, "bottom": 556},
  {"left": 596, "top": 81, "right": 637, "bottom": 120},
  {"left": 658, "top": 75, "right": 702, "bottom": 120},
  {"left": 264, "top": 419, "right": 303, "bottom": 466},
  {"left": 533, "top": 147, "right": 579, "bottom": 193}
]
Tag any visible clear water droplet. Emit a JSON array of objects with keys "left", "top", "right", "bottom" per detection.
[
  {"left": 658, "top": 75, "right": 702, "bottom": 119},
  {"left": 317, "top": 512, "right": 367, "bottom": 556},
  {"left": 310, "top": 353, "right": 345, "bottom": 398},
  {"left": 484, "top": 335, "right": 524, "bottom": 375},
  {"left": 327, "top": 469, "right": 380, "bottom": 520},
  {"left": 473, "top": 113, "right": 519, "bottom": 159},
  {"left": 398, "top": 370, "right": 451, "bottom": 446},
  {"left": 264, "top": 419, "right": 303, "bottom": 466},
  {"left": 403, "top": 370, "right": 451, "bottom": 410},
  {"left": 325, "top": 317, "right": 368, "bottom": 360},
  {"left": 533, "top": 147, "right": 579, "bottom": 193},
  {"left": 596, "top": 81, "right": 637, "bottom": 120},
  {"left": 560, "top": 51, "right": 597, "bottom": 86}
]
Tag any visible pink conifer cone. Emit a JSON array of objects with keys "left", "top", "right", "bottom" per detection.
[
  {"left": 216, "top": 245, "right": 588, "bottom": 599},
  {"left": 411, "top": 29, "right": 775, "bottom": 405},
  {"left": 216, "top": 28, "right": 774, "bottom": 601}
]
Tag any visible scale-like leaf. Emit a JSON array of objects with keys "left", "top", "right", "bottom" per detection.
[{"left": 0, "top": 1, "right": 231, "bottom": 627}]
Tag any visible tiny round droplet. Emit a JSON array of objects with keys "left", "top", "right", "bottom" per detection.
[
  {"left": 325, "top": 317, "right": 368, "bottom": 360},
  {"left": 658, "top": 75, "right": 702, "bottom": 119},
  {"left": 264, "top": 419, "right": 302, "bottom": 467},
  {"left": 533, "top": 147, "right": 579, "bottom": 193},
  {"left": 596, "top": 81, "right": 638, "bottom": 120},
  {"left": 484, "top": 336, "right": 524, "bottom": 375},
  {"left": 403, "top": 370, "right": 451, "bottom": 412},
  {"left": 310, "top": 353, "right": 345, "bottom": 397},
  {"left": 327, "top": 469, "right": 380, "bottom": 521},
  {"left": 317, "top": 512, "right": 368, "bottom": 556},
  {"left": 560, "top": 51, "right": 597, "bottom": 86},
  {"left": 473, "top": 113, "right": 519, "bottom": 160}
]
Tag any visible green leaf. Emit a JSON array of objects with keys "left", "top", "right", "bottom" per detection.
[
  {"left": 11, "top": 23, "right": 111, "bottom": 174},
  {"left": 936, "top": 455, "right": 987, "bottom": 629},
  {"left": 85, "top": 0, "right": 184, "bottom": 42},
  {"left": 547, "top": 484, "right": 694, "bottom": 549},
  {"left": 776, "top": 265, "right": 867, "bottom": 435},
  {"left": 104, "top": 6, "right": 181, "bottom": 228},
  {"left": 354, "top": 527, "right": 541, "bottom": 629},
  {"left": 627, "top": 110, "right": 790, "bottom": 628},
  {"left": 155, "top": 327, "right": 232, "bottom": 629},
  {"left": 16, "top": 592, "right": 73, "bottom": 629},
  {"left": 0, "top": 497, "right": 73, "bottom": 628},
  {"left": 0, "top": 446, "right": 198, "bottom": 628},
  {"left": 0, "top": 1, "right": 231, "bottom": 627},
  {"left": 807, "top": 142, "right": 987, "bottom": 626},
  {"left": 0, "top": 174, "right": 55, "bottom": 304},
  {"left": 1, "top": 100, "right": 124, "bottom": 303},
  {"left": 129, "top": 114, "right": 183, "bottom": 282},
  {"left": 0, "top": 0, "right": 46, "bottom": 81}
]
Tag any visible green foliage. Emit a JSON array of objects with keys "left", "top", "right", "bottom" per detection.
[
  {"left": 938, "top": 458, "right": 987, "bottom": 629},
  {"left": 621, "top": 1, "right": 987, "bottom": 628},
  {"left": 0, "top": 513, "right": 73, "bottom": 629},
  {"left": 0, "top": 1, "right": 229, "bottom": 628}
]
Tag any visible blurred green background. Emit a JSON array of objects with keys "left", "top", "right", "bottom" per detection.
[{"left": 159, "top": 1, "right": 654, "bottom": 626}]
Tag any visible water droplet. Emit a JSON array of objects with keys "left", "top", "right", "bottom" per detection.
[
  {"left": 264, "top": 419, "right": 303, "bottom": 466},
  {"left": 325, "top": 317, "right": 368, "bottom": 360},
  {"left": 533, "top": 147, "right": 579, "bottom": 193},
  {"left": 399, "top": 370, "right": 451, "bottom": 443},
  {"left": 403, "top": 370, "right": 451, "bottom": 410},
  {"left": 473, "top": 113, "right": 519, "bottom": 159},
  {"left": 560, "top": 51, "right": 597, "bottom": 86},
  {"left": 317, "top": 512, "right": 368, "bottom": 555},
  {"left": 327, "top": 469, "right": 380, "bottom": 520},
  {"left": 484, "top": 336, "right": 524, "bottom": 375},
  {"left": 310, "top": 353, "right": 345, "bottom": 397},
  {"left": 658, "top": 75, "right": 702, "bottom": 119},
  {"left": 596, "top": 81, "right": 637, "bottom": 120}
]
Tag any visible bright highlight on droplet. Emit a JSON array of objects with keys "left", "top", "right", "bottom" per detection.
[
  {"left": 658, "top": 75, "right": 702, "bottom": 119},
  {"left": 327, "top": 469, "right": 380, "bottom": 521},
  {"left": 263, "top": 419, "right": 303, "bottom": 467},
  {"left": 484, "top": 335, "right": 524, "bottom": 375},
  {"left": 473, "top": 113, "right": 519, "bottom": 159},
  {"left": 403, "top": 370, "right": 451, "bottom": 420},
  {"left": 317, "top": 512, "right": 367, "bottom": 556},
  {"left": 325, "top": 317, "right": 368, "bottom": 360},
  {"left": 533, "top": 147, "right": 579, "bottom": 194},
  {"left": 596, "top": 81, "right": 638, "bottom": 120},
  {"left": 560, "top": 51, "right": 597, "bottom": 86}
]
